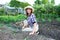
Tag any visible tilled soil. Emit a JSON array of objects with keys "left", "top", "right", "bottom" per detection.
[
  {"left": 38, "top": 20, "right": 60, "bottom": 40},
  {"left": 0, "top": 25, "right": 55, "bottom": 40},
  {"left": 0, "top": 20, "right": 60, "bottom": 40}
]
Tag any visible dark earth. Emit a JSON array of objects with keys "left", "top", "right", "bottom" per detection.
[{"left": 0, "top": 20, "right": 60, "bottom": 40}]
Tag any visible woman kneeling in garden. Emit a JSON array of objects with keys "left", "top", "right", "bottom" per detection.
[{"left": 22, "top": 6, "right": 39, "bottom": 35}]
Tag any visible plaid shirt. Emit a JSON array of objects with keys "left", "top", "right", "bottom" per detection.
[{"left": 27, "top": 13, "right": 37, "bottom": 27}]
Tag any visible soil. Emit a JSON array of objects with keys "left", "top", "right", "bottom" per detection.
[{"left": 0, "top": 20, "right": 60, "bottom": 40}]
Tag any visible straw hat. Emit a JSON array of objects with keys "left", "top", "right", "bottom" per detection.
[{"left": 24, "top": 6, "right": 34, "bottom": 12}]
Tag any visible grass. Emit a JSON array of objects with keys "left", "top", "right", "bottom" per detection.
[
  {"left": 0, "top": 24, "right": 3, "bottom": 28},
  {"left": 56, "top": 17, "right": 60, "bottom": 22},
  {"left": 0, "top": 14, "right": 27, "bottom": 23}
]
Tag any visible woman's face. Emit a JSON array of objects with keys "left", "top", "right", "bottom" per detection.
[{"left": 26, "top": 8, "right": 32, "bottom": 15}]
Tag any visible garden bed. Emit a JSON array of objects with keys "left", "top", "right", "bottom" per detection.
[{"left": 0, "top": 20, "right": 60, "bottom": 40}]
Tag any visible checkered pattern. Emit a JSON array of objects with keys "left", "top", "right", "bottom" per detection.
[{"left": 27, "top": 13, "right": 37, "bottom": 27}]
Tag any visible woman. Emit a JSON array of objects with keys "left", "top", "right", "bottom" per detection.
[{"left": 22, "top": 6, "right": 39, "bottom": 35}]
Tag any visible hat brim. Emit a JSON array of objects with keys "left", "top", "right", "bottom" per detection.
[{"left": 24, "top": 6, "right": 34, "bottom": 12}]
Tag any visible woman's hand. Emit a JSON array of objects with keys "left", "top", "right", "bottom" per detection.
[
  {"left": 22, "top": 26, "right": 25, "bottom": 29},
  {"left": 29, "top": 32, "right": 34, "bottom": 35}
]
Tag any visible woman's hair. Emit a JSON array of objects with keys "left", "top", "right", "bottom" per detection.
[{"left": 25, "top": 8, "right": 33, "bottom": 16}]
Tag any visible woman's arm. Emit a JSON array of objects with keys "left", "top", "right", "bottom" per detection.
[
  {"left": 33, "top": 23, "right": 38, "bottom": 33},
  {"left": 29, "top": 22, "right": 38, "bottom": 35}
]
